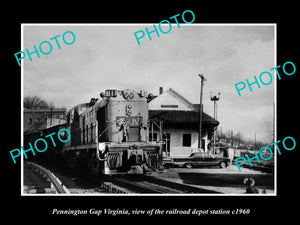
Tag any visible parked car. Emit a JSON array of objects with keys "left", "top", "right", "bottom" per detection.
[{"left": 164, "top": 152, "right": 231, "bottom": 169}]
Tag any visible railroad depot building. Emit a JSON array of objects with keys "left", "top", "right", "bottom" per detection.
[
  {"left": 148, "top": 88, "right": 219, "bottom": 158},
  {"left": 24, "top": 108, "right": 67, "bottom": 133}
]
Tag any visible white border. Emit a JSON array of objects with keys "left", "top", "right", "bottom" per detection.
[
  {"left": 21, "top": 24, "right": 24, "bottom": 195},
  {"left": 21, "top": 23, "right": 277, "bottom": 196}
]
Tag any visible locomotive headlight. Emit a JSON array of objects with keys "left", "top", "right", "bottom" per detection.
[
  {"left": 126, "top": 109, "right": 132, "bottom": 116},
  {"left": 126, "top": 104, "right": 133, "bottom": 116},
  {"left": 98, "top": 143, "right": 106, "bottom": 153}
]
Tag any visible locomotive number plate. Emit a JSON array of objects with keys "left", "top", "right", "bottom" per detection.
[{"left": 116, "top": 116, "right": 143, "bottom": 127}]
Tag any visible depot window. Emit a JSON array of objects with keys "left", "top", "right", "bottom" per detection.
[{"left": 182, "top": 133, "right": 191, "bottom": 147}]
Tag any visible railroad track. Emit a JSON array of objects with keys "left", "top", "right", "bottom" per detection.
[
  {"left": 24, "top": 161, "right": 221, "bottom": 194},
  {"left": 101, "top": 175, "right": 220, "bottom": 194},
  {"left": 24, "top": 162, "right": 70, "bottom": 194}
]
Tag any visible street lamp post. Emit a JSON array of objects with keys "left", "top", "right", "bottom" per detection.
[
  {"left": 198, "top": 74, "right": 206, "bottom": 150},
  {"left": 210, "top": 91, "right": 220, "bottom": 154}
]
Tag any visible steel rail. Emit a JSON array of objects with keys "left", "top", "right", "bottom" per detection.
[
  {"left": 101, "top": 175, "right": 220, "bottom": 194},
  {"left": 113, "top": 178, "right": 165, "bottom": 193},
  {"left": 27, "top": 162, "right": 70, "bottom": 194}
]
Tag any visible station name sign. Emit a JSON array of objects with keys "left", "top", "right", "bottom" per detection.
[{"left": 161, "top": 105, "right": 178, "bottom": 108}]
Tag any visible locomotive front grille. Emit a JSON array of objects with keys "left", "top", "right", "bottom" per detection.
[
  {"left": 107, "top": 152, "right": 122, "bottom": 169},
  {"left": 145, "top": 152, "right": 159, "bottom": 169}
]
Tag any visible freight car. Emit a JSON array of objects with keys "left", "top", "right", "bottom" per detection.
[
  {"left": 60, "top": 89, "right": 162, "bottom": 175},
  {"left": 23, "top": 123, "right": 69, "bottom": 162}
]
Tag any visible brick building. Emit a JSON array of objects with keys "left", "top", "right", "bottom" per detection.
[{"left": 24, "top": 108, "right": 66, "bottom": 133}]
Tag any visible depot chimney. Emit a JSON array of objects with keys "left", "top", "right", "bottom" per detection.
[{"left": 159, "top": 87, "right": 163, "bottom": 95}]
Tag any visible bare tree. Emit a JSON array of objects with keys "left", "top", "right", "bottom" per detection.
[
  {"left": 233, "top": 132, "right": 244, "bottom": 148},
  {"left": 24, "top": 96, "right": 49, "bottom": 109}
]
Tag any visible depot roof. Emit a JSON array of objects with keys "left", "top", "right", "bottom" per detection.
[
  {"left": 149, "top": 110, "right": 219, "bottom": 125},
  {"left": 148, "top": 88, "right": 219, "bottom": 126}
]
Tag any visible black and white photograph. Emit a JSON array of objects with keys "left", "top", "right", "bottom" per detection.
[
  {"left": 21, "top": 24, "right": 276, "bottom": 195},
  {"left": 4, "top": 4, "right": 298, "bottom": 221}
]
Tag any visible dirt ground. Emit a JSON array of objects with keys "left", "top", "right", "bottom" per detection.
[{"left": 151, "top": 165, "right": 275, "bottom": 194}]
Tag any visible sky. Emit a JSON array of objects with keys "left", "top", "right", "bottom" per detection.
[{"left": 22, "top": 24, "right": 275, "bottom": 143}]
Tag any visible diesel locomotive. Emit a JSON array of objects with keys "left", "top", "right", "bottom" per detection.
[{"left": 55, "top": 89, "right": 162, "bottom": 175}]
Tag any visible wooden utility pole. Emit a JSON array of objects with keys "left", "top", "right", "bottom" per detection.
[
  {"left": 198, "top": 74, "right": 206, "bottom": 149},
  {"left": 254, "top": 132, "right": 256, "bottom": 150},
  {"left": 50, "top": 107, "right": 53, "bottom": 126},
  {"left": 220, "top": 127, "right": 223, "bottom": 139},
  {"left": 231, "top": 130, "right": 233, "bottom": 146}
]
